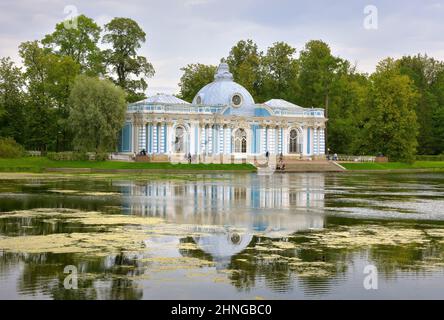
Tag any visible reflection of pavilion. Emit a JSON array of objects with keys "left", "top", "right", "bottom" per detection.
[
  {"left": 116, "top": 174, "right": 325, "bottom": 264},
  {"left": 117, "top": 174, "right": 324, "bottom": 217}
]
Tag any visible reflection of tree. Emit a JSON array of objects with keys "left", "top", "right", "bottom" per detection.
[
  {"left": 177, "top": 235, "right": 350, "bottom": 294},
  {"left": 368, "top": 241, "right": 444, "bottom": 278},
  {"left": 0, "top": 216, "right": 106, "bottom": 237},
  {"left": 1, "top": 251, "right": 144, "bottom": 300}
]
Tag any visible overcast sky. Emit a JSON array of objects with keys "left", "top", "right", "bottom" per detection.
[{"left": 1, "top": 0, "right": 443, "bottom": 95}]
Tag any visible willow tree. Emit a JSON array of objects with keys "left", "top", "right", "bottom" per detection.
[{"left": 68, "top": 75, "right": 126, "bottom": 152}]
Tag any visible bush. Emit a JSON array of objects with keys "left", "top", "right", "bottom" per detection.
[
  {"left": 94, "top": 152, "right": 109, "bottom": 161},
  {"left": 416, "top": 155, "right": 444, "bottom": 161},
  {"left": 0, "top": 137, "right": 25, "bottom": 158},
  {"left": 47, "top": 151, "right": 89, "bottom": 161}
]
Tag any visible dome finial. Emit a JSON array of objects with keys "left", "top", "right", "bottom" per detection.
[{"left": 214, "top": 62, "right": 233, "bottom": 81}]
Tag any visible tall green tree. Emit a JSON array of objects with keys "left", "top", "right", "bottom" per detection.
[
  {"left": 226, "top": 40, "right": 262, "bottom": 100},
  {"left": 19, "top": 41, "right": 79, "bottom": 151},
  {"left": 297, "top": 40, "right": 342, "bottom": 109},
  {"left": 430, "top": 69, "right": 444, "bottom": 154},
  {"left": 362, "top": 59, "right": 419, "bottom": 162},
  {"left": 327, "top": 68, "right": 370, "bottom": 154},
  {"left": 68, "top": 75, "right": 126, "bottom": 152},
  {"left": 102, "top": 18, "right": 155, "bottom": 102},
  {"left": 297, "top": 40, "right": 347, "bottom": 153},
  {"left": 260, "top": 42, "right": 299, "bottom": 102},
  {"left": 42, "top": 15, "right": 103, "bottom": 76},
  {"left": 0, "top": 57, "right": 26, "bottom": 143},
  {"left": 178, "top": 64, "right": 216, "bottom": 102},
  {"left": 397, "top": 54, "right": 444, "bottom": 154}
]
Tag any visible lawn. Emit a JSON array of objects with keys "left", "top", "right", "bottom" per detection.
[
  {"left": 341, "top": 161, "right": 444, "bottom": 171},
  {"left": 0, "top": 157, "right": 257, "bottom": 173}
]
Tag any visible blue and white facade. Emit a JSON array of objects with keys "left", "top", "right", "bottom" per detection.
[{"left": 119, "top": 63, "right": 326, "bottom": 162}]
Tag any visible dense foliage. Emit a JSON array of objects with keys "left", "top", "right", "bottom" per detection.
[
  {"left": 0, "top": 15, "right": 442, "bottom": 159},
  {"left": 0, "top": 137, "right": 25, "bottom": 158},
  {"left": 179, "top": 39, "right": 444, "bottom": 159},
  {"left": 0, "top": 16, "right": 153, "bottom": 153},
  {"left": 68, "top": 76, "right": 126, "bottom": 152}
]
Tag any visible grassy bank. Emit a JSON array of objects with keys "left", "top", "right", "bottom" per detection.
[
  {"left": 0, "top": 157, "right": 256, "bottom": 173},
  {"left": 341, "top": 161, "right": 444, "bottom": 171}
]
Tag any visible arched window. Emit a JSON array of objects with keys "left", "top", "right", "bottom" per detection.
[
  {"left": 234, "top": 129, "right": 247, "bottom": 153},
  {"left": 289, "top": 129, "right": 301, "bottom": 154},
  {"left": 174, "top": 126, "right": 185, "bottom": 153}
]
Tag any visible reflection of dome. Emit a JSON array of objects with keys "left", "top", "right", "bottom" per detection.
[
  {"left": 192, "top": 63, "right": 255, "bottom": 116},
  {"left": 193, "top": 231, "right": 253, "bottom": 266}
]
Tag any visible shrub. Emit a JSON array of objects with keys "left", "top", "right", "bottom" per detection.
[
  {"left": 47, "top": 151, "right": 89, "bottom": 161},
  {"left": 0, "top": 137, "right": 25, "bottom": 158},
  {"left": 415, "top": 155, "right": 444, "bottom": 161},
  {"left": 94, "top": 152, "right": 109, "bottom": 161}
]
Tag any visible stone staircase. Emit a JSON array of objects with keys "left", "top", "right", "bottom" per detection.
[{"left": 281, "top": 160, "right": 345, "bottom": 172}]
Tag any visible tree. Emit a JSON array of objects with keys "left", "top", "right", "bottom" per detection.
[
  {"left": 68, "top": 75, "right": 126, "bottom": 152},
  {"left": 226, "top": 40, "right": 262, "bottom": 100},
  {"left": 178, "top": 63, "right": 216, "bottom": 102},
  {"left": 19, "top": 41, "right": 80, "bottom": 151},
  {"left": 260, "top": 42, "right": 299, "bottom": 102},
  {"left": 397, "top": 55, "right": 444, "bottom": 154},
  {"left": 42, "top": 15, "right": 104, "bottom": 76},
  {"left": 102, "top": 18, "right": 155, "bottom": 102},
  {"left": 297, "top": 40, "right": 341, "bottom": 108},
  {"left": 0, "top": 57, "right": 26, "bottom": 143},
  {"left": 327, "top": 69, "right": 370, "bottom": 154},
  {"left": 430, "top": 69, "right": 444, "bottom": 154},
  {"left": 362, "top": 59, "right": 419, "bottom": 162}
]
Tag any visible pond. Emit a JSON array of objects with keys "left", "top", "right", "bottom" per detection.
[{"left": 0, "top": 172, "right": 444, "bottom": 300}]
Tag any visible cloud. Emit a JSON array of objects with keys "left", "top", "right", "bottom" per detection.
[{"left": 1, "top": 0, "right": 444, "bottom": 95}]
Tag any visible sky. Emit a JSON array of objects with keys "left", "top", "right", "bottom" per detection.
[{"left": 1, "top": 0, "right": 444, "bottom": 95}]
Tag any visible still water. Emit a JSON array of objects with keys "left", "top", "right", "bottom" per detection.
[{"left": 0, "top": 172, "right": 444, "bottom": 300}]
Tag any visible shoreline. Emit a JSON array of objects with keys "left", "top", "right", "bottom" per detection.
[
  {"left": 0, "top": 167, "right": 443, "bottom": 175},
  {"left": 0, "top": 158, "right": 443, "bottom": 174}
]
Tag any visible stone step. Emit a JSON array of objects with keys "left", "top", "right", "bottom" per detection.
[{"left": 281, "top": 161, "right": 345, "bottom": 172}]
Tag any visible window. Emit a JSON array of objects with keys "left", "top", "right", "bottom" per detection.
[
  {"left": 231, "top": 94, "right": 243, "bottom": 107},
  {"left": 289, "top": 129, "right": 301, "bottom": 154},
  {"left": 196, "top": 96, "right": 202, "bottom": 104},
  {"left": 174, "top": 126, "right": 185, "bottom": 153},
  {"left": 234, "top": 129, "right": 247, "bottom": 153}
]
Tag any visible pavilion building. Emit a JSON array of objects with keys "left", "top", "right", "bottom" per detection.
[{"left": 118, "top": 63, "right": 326, "bottom": 163}]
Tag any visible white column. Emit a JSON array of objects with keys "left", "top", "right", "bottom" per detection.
[
  {"left": 133, "top": 124, "right": 139, "bottom": 154},
  {"left": 269, "top": 127, "right": 276, "bottom": 154},
  {"left": 160, "top": 124, "right": 165, "bottom": 154},
  {"left": 219, "top": 125, "right": 224, "bottom": 154},
  {"left": 190, "top": 123, "right": 195, "bottom": 155},
  {"left": 208, "top": 125, "right": 213, "bottom": 154},
  {"left": 138, "top": 125, "right": 146, "bottom": 152},
  {"left": 313, "top": 127, "right": 318, "bottom": 155},
  {"left": 146, "top": 123, "right": 152, "bottom": 154},
  {"left": 319, "top": 128, "right": 325, "bottom": 155},
  {"left": 224, "top": 126, "right": 231, "bottom": 154},
  {"left": 200, "top": 125, "right": 206, "bottom": 154},
  {"left": 282, "top": 128, "right": 288, "bottom": 155},
  {"left": 153, "top": 124, "right": 158, "bottom": 154},
  {"left": 260, "top": 127, "right": 266, "bottom": 154}
]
